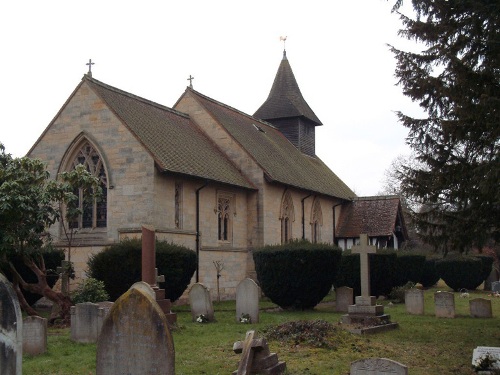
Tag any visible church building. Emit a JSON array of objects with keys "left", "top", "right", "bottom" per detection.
[{"left": 27, "top": 50, "right": 408, "bottom": 298}]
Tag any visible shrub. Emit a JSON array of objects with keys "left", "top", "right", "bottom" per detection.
[
  {"left": 253, "top": 240, "right": 342, "bottom": 309},
  {"left": 71, "top": 277, "right": 109, "bottom": 304},
  {"left": 335, "top": 250, "right": 398, "bottom": 297},
  {"left": 0, "top": 247, "right": 64, "bottom": 306},
  {"left": 388, "top": 281, "right": 416, "bottom": 303},
  {"left": 419, "top": 258, "right": 440, "bottom": 288},
  {"left": 474, "top": 255, "right": 494, "bottom": 282},
  {"left": 393, "top": 253, "right": 426, "bottom": 287},
  {"left": 88, "top": 238, "right": 196, "bottom": 302},
  {"left": 435, "top": 256, "right": 484, "bottom": 291}
]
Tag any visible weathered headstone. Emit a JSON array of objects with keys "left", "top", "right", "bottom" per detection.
[
  {"left": 405, "top": 288, "right": 424, "bottom": 315},
  {"left": 484, "top": 268, "right": 498, "bottom": 291},
  {"left": 336, "top": 286, "right": 354, "bottom": 313},
  {"left": 96, "top": 283, "right": 175, "bottom": 375},
  {"left": 236, "top": 278, "right": 260, "bottom": 323},
  {"left": 492, "top": 281, "right": 500, "bottom": 293},
  {"left": 470, "top": 298, "right": 493, "bottom": 318},
  {"left": 472, "top": 347, "right": 500, "bottom": 371},
  {"left": 434, "top": 291, "right": 455, "bottom": 318},
  {"left": 23, "top": 316, "right": 48, "bottom": 355},
  {"left": 350, "top": 358, "right": 408, "bottom": 375},
  {"left": 189, "top": 283, "right": 215, "bottom": 322},
  {"left": 0, "top": 272, "right": 22, "bottom": 375},
  {"left": 232, "top": 330, "right": 286, "bottom": 375},
  {"left": 70, "top": 302, "right": 101, "bottom": 343}
]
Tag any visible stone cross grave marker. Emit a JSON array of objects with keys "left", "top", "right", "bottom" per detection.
[
  {"left": 470, "top": 298, "right": 493, "bottom": 318},
  {"left": 236, "top": 278, "right": 260, "bottom": 323},
  {"left": 472, "top": 346, "right": 500, "bottom": 371},
  {"left": 232, "top": 330, "right": 286, "bottom": 375},
  {"left": 351, "top": 234, "right": 377, "bottom": 298},
  {"left": 23, "top": 316, "right": 47, "bottom": 356},
  {"left": 96, "top": 283, "right": 175, "bottom": 375},
  {"left": 56, "top": 260, "right": 71, "bottom": 296},
  {"left": 335, "top": 286, "right": 354, "bottom": 313},
  {"left": 350, "top": 358, "right": 408, "bottom": 375},
  {"left": 492, "top": 281, "right": 500, "bottom": 293},
  {"left": 405, "top": 288, "right": 424, "bottom": 315},
  {"left": 434, "top": 291, "right": 455, "bottom": 318},
  {"left": 0, "top": 272, "right": 23, "bottom": 375},
  {"left": 189, "top": 283, "right": 215, "bottom": 322}
]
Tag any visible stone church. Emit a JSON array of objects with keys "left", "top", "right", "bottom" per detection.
[{"left": 28, "top": 50, "right": 408, "bottom": 298}]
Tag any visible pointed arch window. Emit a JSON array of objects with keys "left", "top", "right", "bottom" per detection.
[
  {"left": 68, "top": 141, "right": 107, "bottom": 229},
  {"left": 280, "top": 191, "right": 295, "bottom": 244},
  {"left": 216, "top": 192, "right": 233, "bottom": 242},
  {"left": 310, "top": 198, "right": 323, "bottom": 243}
]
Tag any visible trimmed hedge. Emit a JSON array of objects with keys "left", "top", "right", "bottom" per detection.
[
  {"left": 253, "top": 240, "right": 342, "bottom": 309},
  {"left": 0, "top": 248, "right": 64, "bottom": 305},
  {"left": 394, "top": 253, "right": 426, "bottom": 287},
  {"left": 419, "top": 259, "right": 440, "bottom": 288},
  {"left": 88, "top": 238, "right": 196, "bottom": 302},
  {"left": 435, "top": 256, "right": 484, "bottom": 291}
]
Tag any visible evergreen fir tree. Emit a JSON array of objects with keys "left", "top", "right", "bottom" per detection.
[{"left": 390, "top": 1, "right": 500, "bottom": 253}]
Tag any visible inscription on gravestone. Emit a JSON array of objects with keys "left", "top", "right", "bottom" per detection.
[
  {"left": 350, "top": 358, "right": 408, "bottom": 375},
  {"left": 434, "top": 291, "right": 455, "bottom": 318}
]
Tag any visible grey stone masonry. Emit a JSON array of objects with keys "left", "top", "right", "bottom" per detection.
[
  {"left": 23, "top": 316, "right": 48, "bottom": 355},
  {"left": 350, "top": 358, "right": 408, "bottom": 375}
]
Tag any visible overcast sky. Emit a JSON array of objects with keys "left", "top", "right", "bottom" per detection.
[{"left": 0, "top": 0, "right": 421, "bottom": 197}]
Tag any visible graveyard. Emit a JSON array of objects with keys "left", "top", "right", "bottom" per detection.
[{"left": 15, "top": 282, "right": 500, "bottom": 375}]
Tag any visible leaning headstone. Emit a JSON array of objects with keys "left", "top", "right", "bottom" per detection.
[
  {"left": 470, "top": 298, "right": 493, "bottom": 318},
  {"left": 336, "top": 286, "right": 354, "bottom": 313},
  {"left": 96, "top": 283, "right": 175, "bottom": 375},
  {"left": 236, "top": 278, "right": 260, "bottom": 323},
  {"left": 434, "top": 291, "right": 455, "bottom": 318},
  {"left": 189, "top": 283, "right": 215, "bottom": 322},
  {"left": 472, "top": 347, "right": 500, "bottom": 371},
  {"left": 71, "top": 302, "right": 101, "bottom": 343},
  {"left": 23, "top": 316, "right": 48, "bottom": 355},
  {"left": 492, "top": 281, "right": 500, "bottom": 293},
  {"left": 405, "top": 288, "right": 424, "bottom": 315},
  {"left": 350, "top": 358, "right": 408, "bottom": 375},
  {"left": 0, "top": 273, "right": 23, "bottom": 375}
]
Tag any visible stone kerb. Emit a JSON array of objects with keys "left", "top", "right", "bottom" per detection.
[
  {"left": 71, "top": 302, "right": 101, "bottom": 343},
  {"left": 335, "top": 286, "right": 354, "bottom": 313},
  {"left": 434, "top": 291, "right": 455, "bottom": 318},
  {"left": 405, "top": 288, "right": 424, "bottom": 315},
  {"left": 0, "top": 273, "right": 23, "bottom": 375},
  {"left": 236, "top": 278, "right": 260, "bottom": 323},
  {"left": 96, "top": 284, "right": 175, "bottom": 375},
  {"left": 189, "top": 283, "right": 215, "bottom": 322},
  {"left": 470, "top": 298, "right": 493, "bottom": 318},
  {"left": 350, "top": 358, "right": 408, "bottom": 375},
  {"left": 23, "top": 316, "right": 48, "bottom": 355}
]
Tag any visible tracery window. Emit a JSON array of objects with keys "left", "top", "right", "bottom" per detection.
[
  {"left": 175, "top": 182, "right": 183, "bottom": 229},
  {"left": 68, "top": 141, "right": 107, "bottom": 229},
  {"left": 216, "top": 192, "right": 233, "bottom": 242},
  {"left": 310, "top": 198, "right": 323, "bottom": 243},
  {"left": 280, "top": 191, "right": 295, "bottom": 244}
]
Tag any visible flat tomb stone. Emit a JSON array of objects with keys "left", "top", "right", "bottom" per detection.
[
  {"left": 405, "top": 288, "right": 424, "bottom": 315},
  {"left": 434, "top": 291, "right": 455, "bottom": 318},
  {"left": 335, "top": 286, "right": 354, "bottom": 313},
  {"left": 472, "top": 347, "right": 500, "bottom": 370},
  {"left": 470, "top": 298, "right": 493, "bottom": 318},
  {"left": 350, "top": 358, "right": 408, "bottom": 374},
  {"left": 23, "top": 316, "right": 47, "bottom": 355},
  {"left": 96, "top": 286, "right": 175, "bottom": 374}
]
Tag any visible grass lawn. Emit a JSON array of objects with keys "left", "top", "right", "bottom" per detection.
[{"left": 22, "top": 285, "right": 500, "bottom": 375}]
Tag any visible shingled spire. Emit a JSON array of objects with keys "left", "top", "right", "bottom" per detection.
[{"left": 254, "top": 51, "right": 322, "bottom": 157}]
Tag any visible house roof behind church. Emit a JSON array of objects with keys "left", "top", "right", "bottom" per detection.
[
  {"left": 85, "top": 77, "right": 254, "bottom": 190},
  {"left": 253, "top": 52, "right": 322, "bottom": 125},
  {"left": 186, "top": 89, "right": 355, "bottom": 200},
  {"left": 336, "top": 196, "right": 406, "bottom": 238}
]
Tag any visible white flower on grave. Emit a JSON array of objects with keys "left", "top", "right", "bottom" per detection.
[
  {"left": 472, "top": 353, "right": 497, "bottom": 372},
  {"left": 239, "top": 313, "right": 251, "bottom": 324},
  {"left": 196, "top": 314, "right": 209, "bottom": 323},
  {"left": 460, "top": 289, "right": 469, "bottom": 298}
]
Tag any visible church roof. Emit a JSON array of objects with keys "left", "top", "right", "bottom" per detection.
[
  {"left": 336, "top": 196, "right": 408, "bottom": 238},
  {"left": 253, "top": 51, "right": 322, "bottom": 125},
  {"left": 84, "top": 77, "right": 255, "bottom": 190},
  {"left": 185, "top": 88, "right": 355, "bottom": 200}
]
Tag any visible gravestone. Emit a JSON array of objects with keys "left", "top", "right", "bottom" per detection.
[
  {"left": 484, "top": 268, "right": 498, "bottom": 291},
  {"left": 405, "top": 288, "right": 424, "bottom": 315},
  {"left": 0, "top": 273, "right": 22, "bottom": 375},
  {"left": 71, "top": 302, "right": 101, "bottom": 343},
  {"left": 236, "top": 278, "right": 260, "bottom": 323},
  {"left": 335, "top": 286, "right": 354, "bottom": 313},
  {"left": 23, "top": 316, "right": 47, "bottom": 355},
  {"left": 470, "top": 298, "right": 493, "bottom": 318},
  {"left": 341, "top": 234, "right": 398, "bottom": 333},
  {"left": 434, "top": 291, "right": 455, "bottom": 318},
  {"left": 492, "top": 281, "right": 500, "bottom": 293},
  {"left": 96, "top": 283, "right": 175, "bottom": 375},
  {"left": 472, "top": 347, "right": 500, "bottom": 371},
  {"left": 189, "top": 283, "right": 215, "bottom": 322},
  {"left": 232, "top": 330, "right": 286, "bottom": 375},
  {"left": 350, "top": 358, "right": 408, "bottom": 375}
]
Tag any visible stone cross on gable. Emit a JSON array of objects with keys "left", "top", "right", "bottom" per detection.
[
  {"left": 351, "top": 234, "right": 377, "bottom": 297},
  {"left": 86, "top": 59, "right": 95, "bottom": 76},
  {"left": 187, "top": 75, "right": 194, "bottom": 89}
]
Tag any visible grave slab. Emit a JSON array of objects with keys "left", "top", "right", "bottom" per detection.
[
  {"left": 470, "top": 298, "right": 493, "bottom": 318},
  {"left": 23, "top": 316, "right": 47, "bottom": 355},
  {"left": 236, "top": 278, "right": 260, "bottom": 323},
  {"left": 189, "top": 283, "right": 215, "bottom": 322},
  {"left": 472, "top": 346, "right": 500, "bottom": 371},
  {"left": 335, "top": 286, "right": 354, "bottom": 313},
  {"left": 434, "top": 291, "right": 455, "bottom": 318},
  {"left": 350, "top": 358, "right": 408, "bottom": 375},
  {"left": 405, "top": 288, "right": 424, "bottom": 315}
]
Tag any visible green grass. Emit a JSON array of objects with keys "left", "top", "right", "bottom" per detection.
[{"left": 23, "top": 286, "right": 500, "bottom": 375}]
